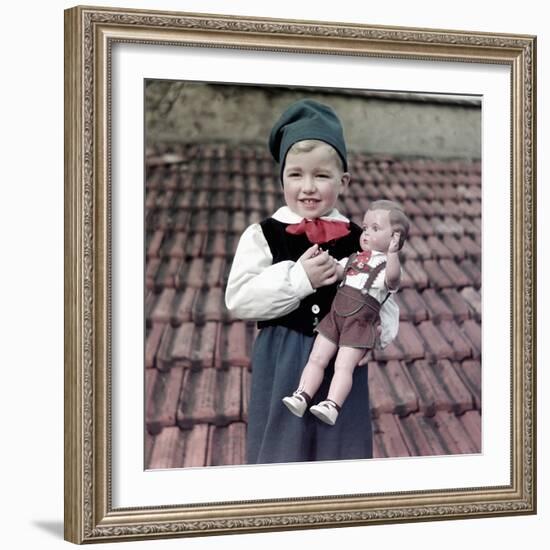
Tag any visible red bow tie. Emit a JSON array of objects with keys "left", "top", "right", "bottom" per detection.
[{"left": 285, "top": 218, "right": 350, "bottom": 244}]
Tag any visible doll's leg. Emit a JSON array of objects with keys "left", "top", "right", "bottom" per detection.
[
  {"left": 297, "top": 334, "right": 338, "bottom": 398},
  {"left": 326, "top": 347, "right": 368, "bottom": 407}
]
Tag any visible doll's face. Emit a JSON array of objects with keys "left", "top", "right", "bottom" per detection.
[
  {"left": 360, "top": 209, "right": 393, "bottom": 252},
  {"left": 282, "top": 143, "right": 349, "bottom": 219}
]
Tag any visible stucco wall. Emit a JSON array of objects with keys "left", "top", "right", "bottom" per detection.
[{"left": 145, "top": 81, "right": 481, "bottom": 159}]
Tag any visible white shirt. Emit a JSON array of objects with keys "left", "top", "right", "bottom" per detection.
[{"left": 225, "top": 206, "right": 399, "bottom": 348}]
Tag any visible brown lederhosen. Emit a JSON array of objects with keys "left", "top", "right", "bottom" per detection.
[{"left": 315, "top": 256, "right": 389, "bottom": 349}]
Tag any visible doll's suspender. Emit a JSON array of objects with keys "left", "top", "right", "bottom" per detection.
[
  {"left": 333, "top": 254, "right": 390, "bottom": 317},
  {"left": 340, "top": 253, "right": 391, "bottom": 305}
]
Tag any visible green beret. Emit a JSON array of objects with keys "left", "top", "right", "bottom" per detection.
[{"left": 268, "top": 99, "right": 348, "bottom": 182}]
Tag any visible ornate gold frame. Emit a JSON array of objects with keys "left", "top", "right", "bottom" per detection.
[{"left": 64, "top": 5, "right": 536, "bottom": 544}]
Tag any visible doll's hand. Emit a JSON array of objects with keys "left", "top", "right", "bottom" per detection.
[
  {"left": 388, "top": 232, "right": 401, "bottom": 254},
  {"left": 300, "top": 245, "right": 338, "bottom": 289}
]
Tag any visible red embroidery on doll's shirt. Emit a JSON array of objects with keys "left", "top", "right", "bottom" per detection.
[{"left": 346, "top": 250, "right": 373, "bottom": 276}]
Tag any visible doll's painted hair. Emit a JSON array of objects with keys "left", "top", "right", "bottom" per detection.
[{"left": 368, "top": 200, "right": 410, "bottom": 250}]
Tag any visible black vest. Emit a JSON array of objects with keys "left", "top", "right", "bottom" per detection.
[{"left": 257, "top": 218, "right": 362, "bottom": 336}]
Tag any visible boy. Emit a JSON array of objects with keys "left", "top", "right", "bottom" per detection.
[{"left": 225, "top": 99, "right": 398, "bottom": 463}]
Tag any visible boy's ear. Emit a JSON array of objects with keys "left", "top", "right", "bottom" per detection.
[{"left": 340, "top": 172, "right": 351, "bottom": 191}]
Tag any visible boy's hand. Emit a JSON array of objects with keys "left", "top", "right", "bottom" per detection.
[
  {"left": 357, "top": 325, "right": 381, "bottom": 366},
  {"left": 299, "top": 244, "right": 339, "bottom": 288},
  {"left": 388, "top": 231, "right": 401, "bottom": 254}
]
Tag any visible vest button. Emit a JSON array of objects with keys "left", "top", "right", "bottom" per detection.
[{"left": 311, "top": 304, "right": 320, "bottom": 314}]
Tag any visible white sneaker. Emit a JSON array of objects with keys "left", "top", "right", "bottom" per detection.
[
  {"left": 282, "top": 392, "right": 308, "bottom": 417},
  {"left": 310, "top": 400, "right": 340, "bottom": 426}
]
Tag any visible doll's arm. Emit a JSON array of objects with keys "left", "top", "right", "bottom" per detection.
[
  {"left": 385, "top": 232, "right": 402, "bottom": 291},
  {"left": 335, "top": 257, "right": 347, "bottom": 281},
  {"left": 225, "top": 224, "right": 315, "bottom": 321}
]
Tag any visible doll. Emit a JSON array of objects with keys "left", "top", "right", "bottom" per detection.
[{"left": 282, "top": 200, "right": 410, "bottom": 425}]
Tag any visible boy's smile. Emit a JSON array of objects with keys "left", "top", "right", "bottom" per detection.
[{"left": 282, "top": 144, "right": 349, "bottom": 220}]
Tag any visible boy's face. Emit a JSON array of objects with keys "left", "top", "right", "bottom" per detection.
[
  {"left": 360, "top": 209, "right": 393, "bottom": 252},
  {"left": 282, "top": 144, "right": 349, "bottom": 219}
]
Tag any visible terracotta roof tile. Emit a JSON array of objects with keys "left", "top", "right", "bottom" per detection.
[
  {"left": 401, "top": 260, "right": 429, "bottom": 289},
  {"left": 177, "top": 367, "right": 245, "bottom": 428},
  {"left": 421, "top": 288, "right": 455, "bottom": 322},
  {"left": 434, "top": 359, "right": 475, "bottom": 414},
  {"left": 459, "top": 235, "right": 481, "bottom": 260},
  {"left": 205, "top": 257, "right": 226, "bottom": 288},
  {"left": 146, "top": 323, "right": 166, "bottom": 368},
  {"left": 146, "top": 257, "right": 161, "bottom": 291},
  {"left": 461, "top": 320, "right": 482, "bottom": 359},
  {"left": 147, "top": 229, "right": 166, "bottom": 259},
  {"left": 157, "top": 257, "right": 182, "bottom": 289},
  {"left": 439, "top": 288, "right": 472, "bottom": 321},
  {"left": 416, "top": 199, "right": 435, "bottom": 217},
  {"left": 146, "top": 366, "right": 187, "bottom": 435},
  {"left": 423, "top": 259, "right": 454, "bottom": 288},
  {"left": 178, "top": 369, "right": 216, "bottom": 428},
  {"left": 373, "top": 414, "right": 410, "bottom": 458},
  {"left": 409, "top": 360, "right": 453, "bottom": 416},
  {"left": 440, "top": 258, "right": 471, "bottom": 288},
  {"left": 426, "top": 235, "right": 454, "bottom": 259},
  {"left": 163, "top": 323, "right": 192, "bottom": 369},
  {"left": 372, "top": 340, "right": 404, "bottom": 362},
  {"left": 207, "top": 423, "right": 247, "bottom": 466},
  {"left": 222, "top": 322, "right": 251, "bottom": 367},
  {"left": 383, "top": 360, "right": 419, "bottom": 416},
  {"left": 203, "top": 232, "right": 227, "bottom": 258},
  {"left": 186, "top": 232, "right": 206, "bottom": 257},
  {"left": 172, "top": 287, "right": 198, "bottom": 325},
  {"left": 458, "top": 410, "right": 482, "bottom": 450},
  {"left": 204, "top": 288, "right": 225, "bottom": 322},
  {"left": 417, "top": 321, "right": 455, "bottom": 359},
  {"left": 148, "top": 426, "right": 186, "bottom": 469},
  {"left": 157, "top": 325, "right": 176, "bottom": 371},
  {"left": 397, "top": 288, "right": 429, "bottom": 323},
  {"left": 183, "top": 425, "right": 210, "bottom": 468},
  {"left": 460, "top": 259, "right": 482, "bottom": 289},
  {"left": 398, "top": 413, "right": 448, "bottom": 456},
  {"left": 191, "top": 322, "right": 219, "bottom": 368},
  {"left": 145, "top": 430, "right": 156, "bottom": 468},
  {"left": 458, "top": 216, "right": 480, "bottom": 237},
  {"left": 166, "top": 231, "right": 187, "bottom": 258},
  {"left": 454, "top": 359, "right": 481, "bottom": 408},
  {"left": 368, "top": 362, "right": 397, "bottom": 418},
  {"left": 438, "top": 320, "right": 474, "bottom": 361},
  {"left": 145, "top": 291, "right": 155, "bottom": 324},
  {"left": 432, "top": 216, "right": 460, "bottom": 237},
  {"left": 401, "top": 242, "right": 419, "bottom": 261},
  {"left": 395, "top": 322, "right": 425, "bottom": 360},
  {"left": 402, "top": 199, "right": 423, "bottom": 218},
  {"left": 150, "top": 288, "right": 176, "bottom": 324},
  {"left": 408, "top": 236, "right": 433, "bottom": 260},
  {"left": 460, "top": 287, "right": 482, "bottom": 322},
  {"left": 433, "top": 411, "right": 479, "bottom": 454},
  {"left": 442, "top": 234, "right": 466, "bottom": 260}
]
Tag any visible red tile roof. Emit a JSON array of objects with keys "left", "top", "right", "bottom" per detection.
[{"left": 144, "top": 144, "right": 482, "bottom": 467}]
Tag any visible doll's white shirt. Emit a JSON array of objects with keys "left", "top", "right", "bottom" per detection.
[
  {"left": 338, "top": 251, "right": 389, "bottom": 300},
  {"left": 337, "top": 251, "right": 400, "bottom": 348},
  {"left": 224, "top": 206, "right": 399, "bottom": 348}
]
